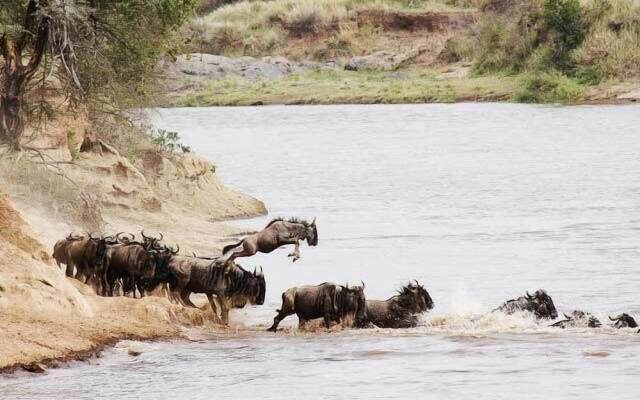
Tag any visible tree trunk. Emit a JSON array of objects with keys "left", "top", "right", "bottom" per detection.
[
  {"left": 0, "top": 7, "right": 49, "bottom": 151},
  {"left": 1, "top": 70, "right": 26, "bottom": 151}
]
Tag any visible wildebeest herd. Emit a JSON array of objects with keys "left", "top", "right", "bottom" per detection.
[{"left": 53, "top": 218, "right": 640, "bottom": 333}]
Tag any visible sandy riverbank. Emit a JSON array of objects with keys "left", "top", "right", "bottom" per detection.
[{"left": 0, "top": 111, "right": 267, "bottom": 373}]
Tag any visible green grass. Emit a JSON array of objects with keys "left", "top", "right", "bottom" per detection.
[
  {"left": 176, "top": 68, "right": 515, "bottom": 106},
  {"left": 513, "top": 71, "right": 584, "bottom": 103}
]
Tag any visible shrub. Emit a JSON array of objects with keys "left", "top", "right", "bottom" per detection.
[
  {"left": 150, "top": 129, "right": 192, "bottom": 153},
  {"left": 542, "top": 0, "right": 586, "bottom": 70},
  {"left": 513, "top": 71, "right": 584, "bottom": 103},
  {"left": 576, "top": 0, "right": 640, "bottom": 79}
]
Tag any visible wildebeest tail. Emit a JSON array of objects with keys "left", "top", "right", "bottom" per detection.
[{"left": 222, "top": 239, "right": 243, "bottom": 255}]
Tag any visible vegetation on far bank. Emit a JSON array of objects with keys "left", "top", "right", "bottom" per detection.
[
  {"left": 177, "top": 68, "right": 515, "bottom": 106},
  {"left": 179, "top": 0, "right": 640, "bottom": 105}
]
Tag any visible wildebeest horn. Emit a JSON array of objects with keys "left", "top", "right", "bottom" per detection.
[
  {"left": 609, "top": 314, "right": 622, "bottom": 321},
  {"left": 170, "top": 244, "right": 179, "bottom": 255},
  {"left": 361, "top": 280, "right": 365, "bottom": 290},
  {"left": 311, "top": 217, "right": 316, "bottom": 226},
  {"left": 526, "top": 291, "right": 533, "bottom": 299},
  {"left": 141, "top": 230, "right": 150, "bottom": 240},
  {"left": 158, "top": 232, "right": 164, "bottom": 241},
  {"left": 192, "top": 252, "right": 197, "bottom": 257},
  {"left": 564, "top": 313, "right": 571, "bottom": 320}
]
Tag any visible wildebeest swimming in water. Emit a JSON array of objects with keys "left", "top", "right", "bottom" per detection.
[
  {"left": 166, "top": 257, "right": 266, "bottom": 324},
  {"left": 495, "top": 289, "right": 558, "bottom": 320},
  {"left": 550, "top": 310, "right": 601, "bottom": 329},
  {"left": 267, "top": 282, "right": 366, "bottom": 332},
  {"left": 608, "top": 313, "right": 638, "bottom": 329},
  {"left": 364, "top": 281, "right": 434, "bottom": 329},
  {"left": 220, "top": 217, "right": 318, "bottom": 267}
]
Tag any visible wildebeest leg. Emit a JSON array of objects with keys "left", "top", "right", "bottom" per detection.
[
  {"left": 280, "top": 239, "right": 301, "bottom": 262},
  {"left": 206, "top": 293, "right": 219, "bottom": 320},
  {"left": 218, "top": 297, "right": 230, "bottom": 325},
  {"left": 268, "top": 293, "right": 295, "bottom": 332},
  {"left": 180, "top": 290, "right": 197, "bottom": 308},
  {"left": 323, "top": 293, "right": 334, "bottom": 329},
  {"left": 221, "top": 241, "right": 257, "bottom": 269},
  {"left": 65, "top": 259, "right": 76, "bottom": 278},
  {"left": 298, "top": 318, "right": 308, "bottom": 330}
]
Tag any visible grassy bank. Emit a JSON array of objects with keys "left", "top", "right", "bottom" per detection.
[
  {"left": 177, "top": 68, "right": 515, "bottom": 106},
  {"left": 172, "top": 0, "right": 640, "bottom": 105}
]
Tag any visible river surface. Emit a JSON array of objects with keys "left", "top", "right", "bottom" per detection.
[{"left": 3, "top": 103, "right": 640, "bottom": 399}]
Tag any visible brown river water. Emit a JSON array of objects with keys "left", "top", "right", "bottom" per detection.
[{"left": 2, "top": 103, "right": 640, "bottom": 399}]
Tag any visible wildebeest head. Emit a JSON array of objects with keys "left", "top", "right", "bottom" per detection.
[
  {"left": 525, "top": 289, "right": 558, "bottom": 320},
  {"left": 609, "top": 313, "right": 638, "bottom": 329},
  {"left": 88, "top": 233, "right": 114, "bottom": 268},
  {"left": 230, "top": 266, "right": 266, "bottom": 307},
  {"left": 140, "top": 249, "right": 158, "bottom": 279},
  {"left": 340, "top": 282, "right": 367, "bottom": 325},
  {"left": 141, "top": 230, "right": 164, "bottom": 250},
  {"left": 305, "top": 217, "right": 318, "bottom": 246},
  {"left": 254, "top": 267, "right": 266, "bottom": 305},
  {"left": 413, "top": 280, "right": 434, "bottom": 312}
]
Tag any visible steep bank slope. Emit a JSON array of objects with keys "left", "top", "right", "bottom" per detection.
[
  {"left": 0, "top": 193, "right": 217, "bottom": 373},
  {"left": 0, "top": 108, "right": 267, "bottom": 372}
]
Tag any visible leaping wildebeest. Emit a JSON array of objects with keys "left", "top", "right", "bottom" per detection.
[
  {"left": 220, "top": 217, "right": 318, "bottom": 266},
  {"left": 494, "top": 289, "right": 558, "bottom": 320},
  {"left": 166, "top": 257, "right": 266, "bottom": 324},
  {"left": 363, "top": 281, "right": 434, "bottom": 329},
  {"left": 267, "top": 282, "right": 366, "bottom": 332}
]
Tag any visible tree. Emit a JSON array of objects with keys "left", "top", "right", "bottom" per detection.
[{"left": 0, "top": 0, "right": 196, "bottom": 151}]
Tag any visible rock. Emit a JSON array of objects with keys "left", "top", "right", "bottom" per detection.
[
  {"left": 127, "top": 348, "right": 142, "bottom": 357},
  {"left": 345, "top": 49, "right": 426, "bottom": 71},
  {"left": 23, "top": 363, "right": 47, "bottom": 373},
  {"left": 169, "top": 53, "right": 335, "bottom": 81}
]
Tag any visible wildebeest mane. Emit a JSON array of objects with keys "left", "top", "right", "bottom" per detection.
[{"left": 264, "top": 217, "right": 312, "bottom": 228}]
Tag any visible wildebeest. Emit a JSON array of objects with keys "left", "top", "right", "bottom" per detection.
[
  {"left": 608, "top": 313, "right": 638, "bottom": 329},
  {"left": 364, "top": 281, "right": 434, "bottom": 329},
  {"left": 220, "top": 217, "right": 318, "bottom": 266},
  {"left": 102, "top": 241, "right": 158, "bottom": 297},
  {"left": 52, "top": 233, "right": 84, "bottom": 269},
  {"left": 62, "top": 233, "right": 117, "bottom": 289},
  {"left": 550, "top": 310, "right": 601, "bottom": 328},
  {"left": 495, "top": 289, "right": 558, "bottom": 320},
  {"left": 267, "top": 282, "right": 365, "bottom": 332},
  {"left": 167, "top": 257, "right": 266, "bottom": 324}
]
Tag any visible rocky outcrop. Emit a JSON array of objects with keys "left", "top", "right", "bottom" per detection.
[
  {"left": 61, "top": 136, "right": 266, "bottom": 220},
  {"left": 166, "top": 53, "right": 336, "bottom": 81},
  {"left": 345, "top": 48, "right": 427, "bottom": 71}
]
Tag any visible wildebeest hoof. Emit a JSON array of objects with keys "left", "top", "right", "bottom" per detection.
[{"left": 266, "top": 327, "right": 277, "bottom": 332}]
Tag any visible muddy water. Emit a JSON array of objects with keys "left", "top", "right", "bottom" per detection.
[{"left": 3, "top": 103, "right": 640, "bottom": 399}]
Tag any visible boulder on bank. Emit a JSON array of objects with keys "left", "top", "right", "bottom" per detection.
[
  {"left": 170, "top": 53, "right": 335, "bottom": 81},
  {"left": 344, "top": 49, "right": 426, "bottom": 71}
]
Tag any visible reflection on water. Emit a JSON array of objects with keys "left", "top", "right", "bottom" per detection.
[{"left": 3, "top": 103, "right": 640, "bottom": 399}]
